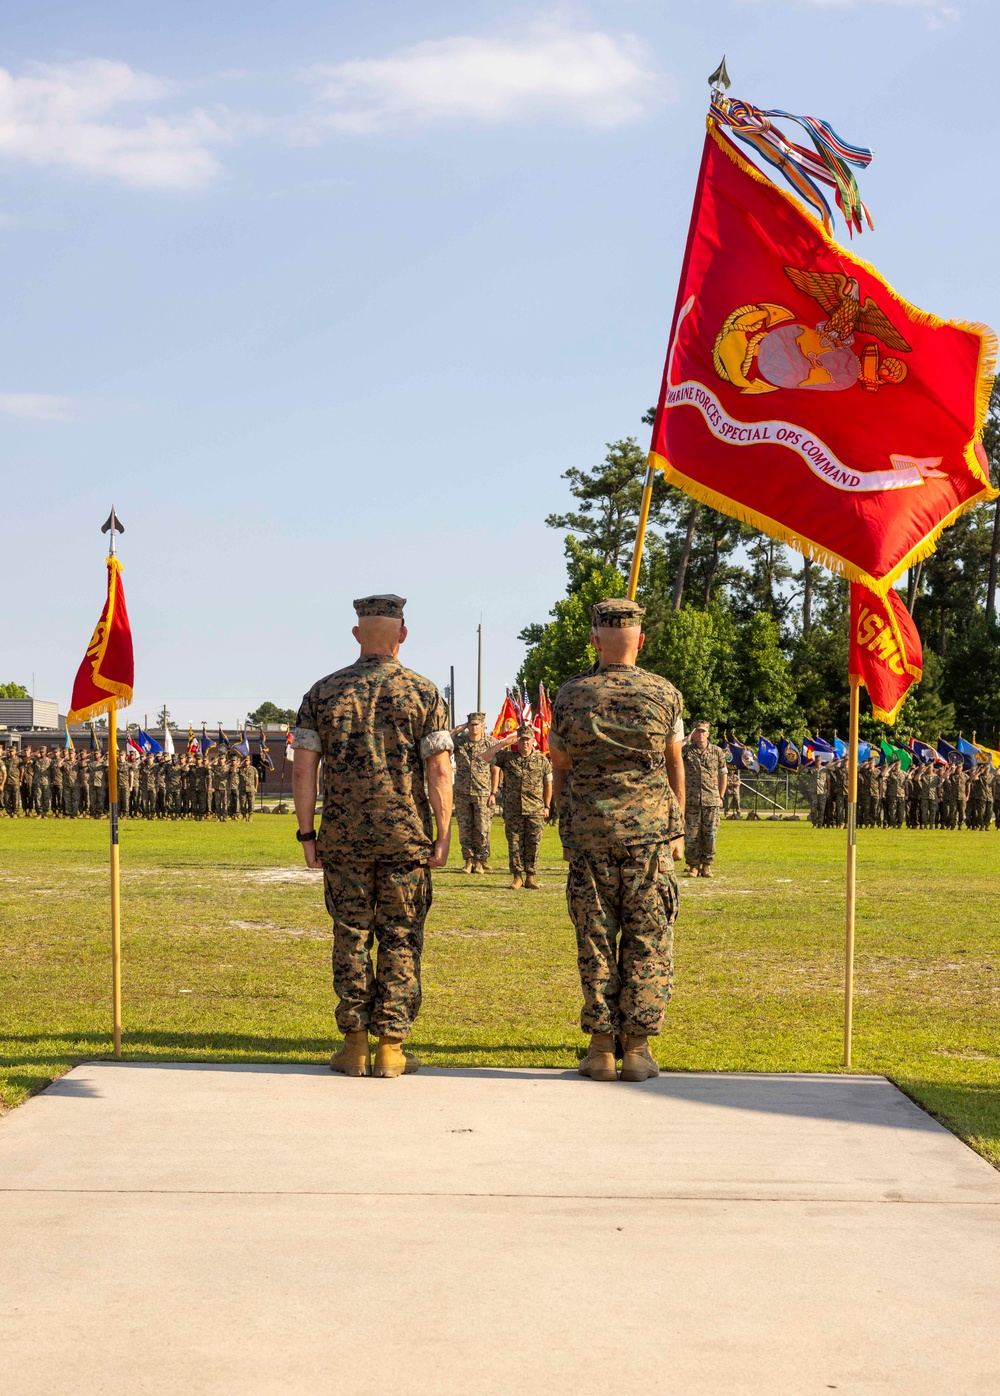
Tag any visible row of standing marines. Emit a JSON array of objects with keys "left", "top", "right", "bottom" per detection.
[
  {"left": 0, "top": 750, "right": 258, "bottom": 820},
  {"left": 802, "top": 758, "right": 1000, "bottom": 830},
  {"left": 288, "top": 592, "right": 730, "bottom": 1083}
]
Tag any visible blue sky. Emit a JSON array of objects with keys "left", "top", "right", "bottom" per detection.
[{"left": 2, "top": 0, "right": 996, "bottom": 728}]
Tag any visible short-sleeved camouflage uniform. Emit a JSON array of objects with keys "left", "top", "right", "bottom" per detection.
[
  {"left": 492, "top": 746, "right": 550, "bottom": 877},
  {"left": 551, "top": 663, "right": 683, "bottom": 1039},
  {"left": 294, "top": 653, "right": 452, "bottom": 1040},
  {"left": 682, "top": 742, "right": 727, "bottom": 867},
  {"left": 452, "top": 730, "right": 494, "bottom": 865}
]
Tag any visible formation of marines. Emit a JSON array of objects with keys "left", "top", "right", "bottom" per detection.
[
  {"left": 0, "top": 747, "right": 258, "bottom": 820},
  {"left": 805, "top": 756, "right": 1000, "bottom": 830}
]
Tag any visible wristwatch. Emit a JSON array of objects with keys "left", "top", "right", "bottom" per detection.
[{"left": 295, "top": 829, "right": 317, "bottom": 843}]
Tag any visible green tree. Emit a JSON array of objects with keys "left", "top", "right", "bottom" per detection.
[
  {"left": 519, "top": 564, "right": 625, "bottom": 692},
  {"left": 0, "top": 681, "right": 30, "bottom": 699},
  {"left": 640, "top": 603, "right": 737, "bottom": 726},
  {"left": 248, "top": 701, "right": 297, "bottom": 725},
  {"left": 729, "top": 612, "right": 800, "bottom": 735},
  {"left": 545, "top": 439, "right": 654, "bottom": 575},
  {"left": 942, "top": 617, "right": 1000, "bottom": 744}
]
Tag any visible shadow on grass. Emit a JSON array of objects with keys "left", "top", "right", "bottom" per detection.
[{"left": 891, "top": 1077, "right": 1000, "bottom": 1164}]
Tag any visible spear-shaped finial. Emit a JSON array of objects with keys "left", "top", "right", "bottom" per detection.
[
  {"left": 101, "top": 507, "right": 125, "bottom": 555},
  {"left": 708, "top": 56, "right": 731, "bottom": 93}
]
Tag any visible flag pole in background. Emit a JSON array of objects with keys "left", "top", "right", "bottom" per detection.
[
  {"left": 477, "top": 623, "right": 483, "bottom": 713},
  {"left": 66, "top": 508, "right": 134, "bottom": 1060},
  {"left": 844, "top": 679, "right": 860, "bottom": 1068}
]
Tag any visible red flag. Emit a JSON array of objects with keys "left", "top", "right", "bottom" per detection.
[
  {"left": 849, "top": 582, "right": 922, "bottom": 723},
  {"left": 492, "top": 692, "right": 519, "bottom": 739},
  {"left": 66, "top": 557, "right": 134, "bottom": 723},
  {"left": 533, "top": 681, "right": 552, "bottom": 754},
  {"left": 649, "top": 121, "right": 997, "bottom": 592}
]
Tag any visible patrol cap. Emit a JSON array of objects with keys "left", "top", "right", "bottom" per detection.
[
  {"left": 517, "top": 723, "right": 534, "bottom": 737},
  {"left": 353, "top": 594, "right": 406, "bottom": 620},
  {"left": 467, "top": 712, "right": 486, "bottom": 724},
  {"left": 591, "top": 597, "right": 645, "bottom": 629},
  {"left": 691, "top": 720, "right": 710, "bottom": 733}
]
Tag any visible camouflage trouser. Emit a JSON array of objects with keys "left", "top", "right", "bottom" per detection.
[
  {"left": 505, "top": 815, "right": 544, "bottom": 876},
  {"left": 856, "top": 793, "right": 871, "bottom": 827},
  {"left": 884, "top": 794, "right": 904, "bottom": 828},
  {"left": 323, "top": 859, "right": 431, "bottom": 1039},
  {"left": 723, "top": 787, "right": 741, "bottom": 816},
  {"left": 240, "top": 792, "right": 254, "bottom": 818},
  {"left": 32, "top": 781, "right": 52, "bottom": 816},
  {"left": 90, "top": 787, "right": 106, "bottom": 818},
  {"left": 4, "top": 780, "right": 21, "bottom": 816},
  {"left": 63, "top": 782, "right": 80, "bottom": 818},
  {"left": 956, "top": 798, "right": 967, "bottom": 829},
  {"left": 685, "top": 805, "right": 721, "bottom": 867},
  {"left": 455, "top": 793, "right": 491, "bottom": 863},
  {"left": 140, "top": 789, "right": 155, "bottom": 819},
  {"left": 567, "top": 844, "right": 677, "bottom": 1036}
]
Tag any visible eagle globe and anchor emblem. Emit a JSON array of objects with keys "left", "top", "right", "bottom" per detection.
[{"left": 713, "top": 266, "right": 912, "bottom": 396}]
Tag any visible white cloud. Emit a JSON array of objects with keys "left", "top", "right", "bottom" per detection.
[
  {"left": 0, "top": 393, "right": 74, "bottom": 421},
  {"left": 302, "top": 17, "right": 666, "bottom": 135},
  {"left": 0, "top": 59, "right": 231, "bottom": 188},
  {"left": 798, "top": 0, "right": 959, "bottom": 23}
]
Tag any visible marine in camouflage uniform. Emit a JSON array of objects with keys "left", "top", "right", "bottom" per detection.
[
  {"left": 491, "top": 724, "right": 551, "bottom": 888},
  {"left": 550, "top": 597, "right": 685, "bottom": 1084},
  {"left": 856, "top": 758, "right": 876, "bottom": 827},
  {"left": 826, "top": 759, "right": 847, "bottom": 828},
  {"left": 451, "top": 712, "right": 497, "bottom": 872},
  {"left": 292, "top": 593, "right": 454, "bottom": 1079},
  {"left": 955, "top": 764, "right": 970, "bottom": 829},
  {"left": 138, "top": 756, "right": 156, "bottom": 819},
  {"left": 164, "top": 757, "right": 183, "bottom": 818},
  {"left": 723, "top": 765, "right": 741, "bottom": 818},
  {"left": 4, "top": 747, "right": 21, "bottom": 816},
  {"left": 32, "top": 749, "right": 53, "bottom": 817},
  {"left": 682, "top": 723, "right": 727, "bottom": 876},
  {"left": 811, "top": 765, "right": 830, "bottom": 828},
  {"left": 90, "top": 754, "right": 109, "bottom": 818},
  {"left": 238, "top": 757, "right": 257, "bottom": 819},
  {"left": 50, "top": 754, "right": 65, "bottom": 817},
  {"left": 883, "top": 760, "right": 905, "bottom": 828}
]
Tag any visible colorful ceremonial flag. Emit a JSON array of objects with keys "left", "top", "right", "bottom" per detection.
[
  {"left": 533, "top": 681, "right": 552, "bottom": 754},
  {"left": 127, "top": 732, "right": 143, "bottom": 758},
  {"left": 880, "top": 738, "right": 912, "bottom": 771},
  {"left": 647, "top": 103, "right": 997, "bottom": 593},
  {"left": 188, "top": 725, "right": 199, "bottom": 754},
  {"left": 137, "top": 729, "right": 163, "bottom": 754},
  {"left": 757, "top": 736, "right": 778, "bottom": 772},
  {"left": 233, "top": 727, "right": 250, "bottom": 757},
  {"left": 957, "top": 736, "right": 986, "bottom": 769},
  {"left": 66, "top": 556, "right": 135, "bottom": 723},
  {"left": 64, "top": 727, "right": 74, "bottom": 750},
  {"left": 285, "top": 730, "right": 294, "bottom": 763},
  {"left": 849, "top": 582, "right": 922, "bottom": 723},
  {"left": 857, "top": 740, "right": 872, "bottom": 763},
  {"left": 937, "top": 739, "right": 959, "bottom": 764},
  {"left": 777, "top": 736, "right": 800, "bottom": 771},
  {"left": 162, "top": 725, "right": 175, "bottom": 758},
  {"left": 216, "top": 725, "right": 230, "bottom": 752},
  {"left": 910, "top": 738, "right": 939, "bottom": 765},
  {"left": 493, "top": 692, "right": 519, "bottom": 740},
  {"left": 833, "top": 737, "right": 847, "bottom": 758},
  {"left": 89, "top": 724, "right": 100, "bottom": 752},
  {"left": 258, "top": 729, "right": 274, "bottom": 770},
  {"left": 974, "top": 740, "right": 1000, "bottom": 769},
  {"left": 200, "top": 725, "right": 215, "bottom": 754},
  {"left": 727, "top": 739, "right": 759, "bottom": 772}
]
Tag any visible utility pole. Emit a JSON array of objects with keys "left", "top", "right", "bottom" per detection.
[{"left": 477, "top": 623, "right": 483, "bottom": 713}]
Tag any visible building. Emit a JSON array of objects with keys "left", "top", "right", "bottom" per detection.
[{"left": 0, "top": 699, "right": 62, "bottom": 732}]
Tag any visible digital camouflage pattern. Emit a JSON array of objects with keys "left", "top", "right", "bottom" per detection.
[
  {"left": 454, "top": 794, "right": 491, "bottom": 865},
  {"left": 550, "top": 665, "right": 684, "bottom": 852},
  {"left": 685, "top": 807, "right": 722, "bottom": 867},
  {"left": 323, "top": 859, "right": 430, "bottom": 1039},
  {"left": 567, "top": 845, "right": 677, "bottom": 1036},
  {"left": 682, "top": 742, "right": 727, "bottom": 808},
  {"left": 453, "top": 730, "right": 494, "bottom": 797},
  {"left": 353, "top": 593, "right": 406, "bottom": 619},
  {"left": 492, "top": 747, "right": 550, "bottom": 818},
  {"left": 294, "top": 654, "right": 451, "bottom": 862}
]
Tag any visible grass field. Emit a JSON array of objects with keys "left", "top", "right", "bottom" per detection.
[{"left": 1, "top": 814, "right": 998, "bottom": 1166}]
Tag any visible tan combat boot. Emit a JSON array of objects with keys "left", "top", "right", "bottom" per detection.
[
  {"left": 578, "top": 1032, "right": 618, "bottom": 1082},
  {"left": 683, "top": 866, "right": 699, "bottom": 878},
  {"left": 620, "top": 1035, "right": 660, "bottom": 1083},
  {"left": 700, "top": 865, "right": 714, "bottom": 879},
  {"left": 524, "top": 874, "right": 540, "bottom": 889},
  {"left": 461, "top": 859, "right": 474, "bottom": 874},
  {"left": 330, "top": 1029, "right": 371, "bottom": 1077},
  {"left": 479, "top": 861, "right": 493, "bottom": 872},
  {"left": 374, "top": 1036, "right": 419, "bottom": 1078},
  {"left": 471, "top": 862, "right": 485, "bottom": 875},
  {"left": 510, "top": 873, "right": 523, "bottom": 889}
]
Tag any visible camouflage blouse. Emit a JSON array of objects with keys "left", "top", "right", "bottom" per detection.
[
  {"left": 492, "top": 748, "right": 550, "bottom": 818},
  {"left": 550, "top": 663, "right": 684, "bottom": 852},
  {"left": 682, "top": 743, "right": 727, "bottom": 808},
  {"left": 294, "top": 654, "right": 452, "bottom": 861},
  {"left": 453, "top": 730, "right": 494, "bottom": 797}
]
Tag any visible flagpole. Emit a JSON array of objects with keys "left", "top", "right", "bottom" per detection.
[
  {"left": 477, "top": 624, "right": 483, "bottom": 713},
  {"left": 627, "top": 466, "right": 655, "bottom": 600},
  {"left": 844, "top": 678, "right": 860, "bottom": 1070},
  {"left": 106, "top": 518, "right": 123, "bottom": 1061}
]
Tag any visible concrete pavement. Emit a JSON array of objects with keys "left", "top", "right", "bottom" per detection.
[{"left": 1, "top": 1063, "right": 998, "bottom": 1393}]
